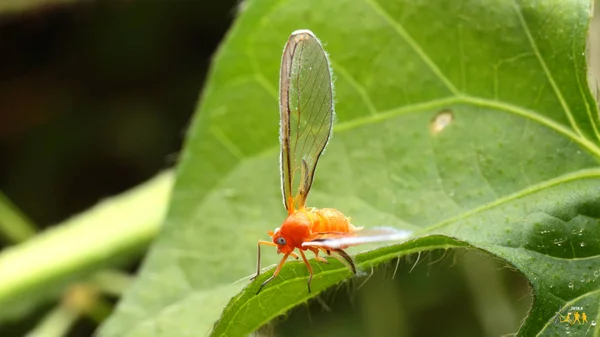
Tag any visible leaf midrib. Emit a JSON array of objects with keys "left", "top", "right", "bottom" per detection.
[
  {"left": 211, "top": 87, "right": 600, "bottom": 161},
  {"left": 425, "top": 170, "right": 600, "bottom": 233},
  {"left": 245, "top": 49, "right": 600, "bottom": 159}
]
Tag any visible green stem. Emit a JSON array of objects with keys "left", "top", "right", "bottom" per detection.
[
  {"left": 0, "top": 191, "right": 37, "bottom": 243},
  {"left": 91, "top": 269, "right": 134, "bottom": 297},
  {"left": 26, "top": 304, "right": 78, "bottom": 337},
  {"left": 0, "top": 171, "right": 173, "bottom": 315}
]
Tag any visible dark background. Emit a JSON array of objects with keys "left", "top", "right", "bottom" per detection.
[
  {"left": 0, "top": 1, "right": 236, "bottom": 231},
  {"left": 0, "top": 2, "right": 234, "bottom": 334}
]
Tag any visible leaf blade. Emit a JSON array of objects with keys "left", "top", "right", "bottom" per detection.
[{"left": 98, "top": 0, "right": 600, "bottom": 336}]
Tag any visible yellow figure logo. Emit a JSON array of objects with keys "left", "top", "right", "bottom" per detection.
[
  {"left": 554, "top": 306, "right": 590, "bottom": 326},
  {"left": 560, "top": 312, "right": 572, "bottom": 324}
]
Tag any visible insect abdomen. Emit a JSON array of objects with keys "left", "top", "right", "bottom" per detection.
[{"left": 311, "top": 208, "right": 353, "bottom": 234}]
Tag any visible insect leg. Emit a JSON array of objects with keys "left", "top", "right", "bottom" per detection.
[
  {"left": 332, "top": 248, "right": 356, "bottom": 275},
  {"left": 256, "top": 252, "right": 291, "bottom": 294},
  {"left": 299, "top": 250, "right": 314, "bottom": 293},
  {"left": 308, "top": 247, "right": 328, "bottom": 263},
  {"left": 251, "top": 240, "right": 276, "bottom": 281}
]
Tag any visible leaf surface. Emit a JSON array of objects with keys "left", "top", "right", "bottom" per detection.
[{"left": 99, "top": 0, "right": 600, "bottom": 336}]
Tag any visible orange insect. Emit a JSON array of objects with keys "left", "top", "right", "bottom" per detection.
[
  {"left": 250, "top": 29, "right": 357, "bottom": 294},
  {"left": 252, "top": 30, "right": 409, "bottom": 294}
]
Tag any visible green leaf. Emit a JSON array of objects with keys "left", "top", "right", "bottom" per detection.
[{"left": 98, "top": 0, "right": 600, "bottom": 336}]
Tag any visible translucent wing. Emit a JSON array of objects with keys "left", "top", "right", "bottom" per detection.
[
  {"left": 280, "top": 30, "right": 334, "bottom": 214},
  {"left": 302, "top": 227, "right": 413, "bottom": 249}
]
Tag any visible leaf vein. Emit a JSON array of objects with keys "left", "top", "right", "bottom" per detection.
[
  {"left": 513, "top": 1, "right": 584, "bottom": 138},
  {"left": 210, "top": 126, "right": 245, "bottom": 160},
  {"left": 363, "top": 0, "right": 459, "bottom": 95},
  {"left": 330, "top": 60, "right": 378, "bottom": 116},
  {"left": 425, "top": 168, "right": 600, "bottom": 234}
]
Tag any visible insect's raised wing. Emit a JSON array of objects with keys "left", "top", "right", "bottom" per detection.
[{"left": 280, "top": 30, "right": 334, "bottom": 214}]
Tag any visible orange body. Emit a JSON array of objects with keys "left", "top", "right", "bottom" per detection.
[
  {"left": 272, "top": 207, "right": 357, "bottom": 255},
  {"left": 252, "top": 206, "right": 361, "bottom": 294}
]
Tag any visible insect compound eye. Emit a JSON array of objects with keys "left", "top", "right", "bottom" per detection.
[{"left": 276, "top": 237, "right": 286, "bottom": 245}]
